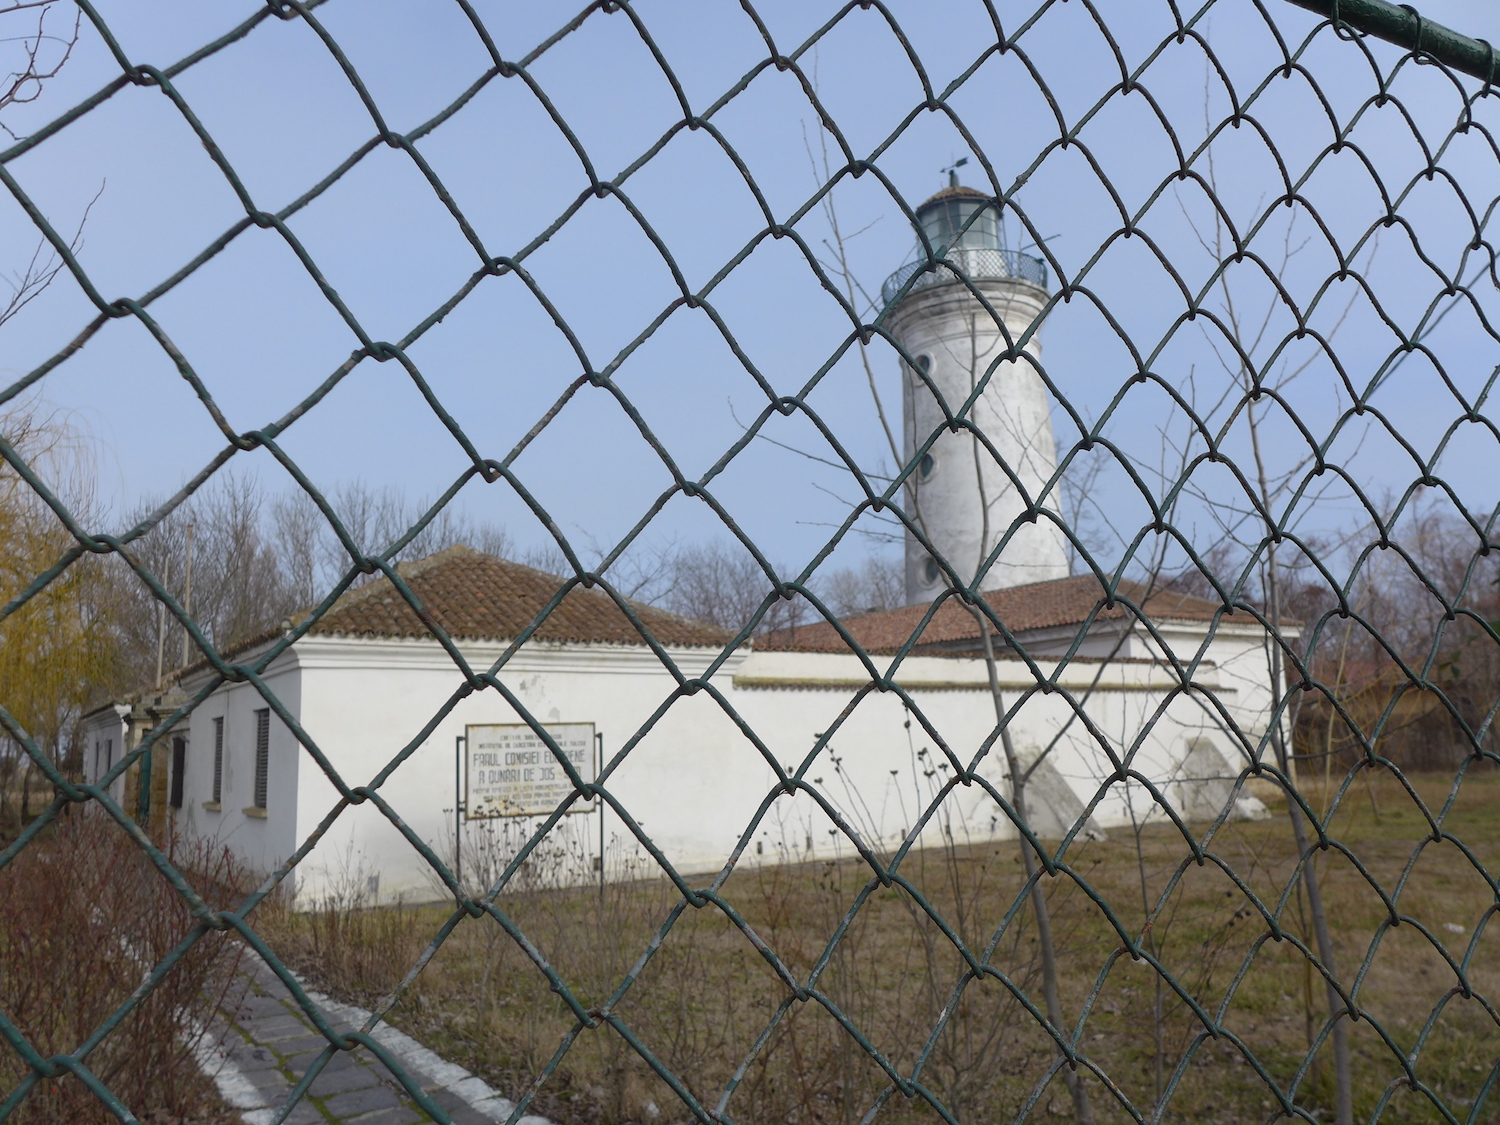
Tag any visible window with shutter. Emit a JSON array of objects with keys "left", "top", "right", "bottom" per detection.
[
  {"left": 211, "top": 717, "right": 223, "bottom": 806},
  {"left": 253, "top": 709, "right": 269, "bottom": 811}
]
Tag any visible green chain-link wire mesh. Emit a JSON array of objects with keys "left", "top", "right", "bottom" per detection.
[{"left": 2, "top": 0, "right": 1499, "bottom": 1122}]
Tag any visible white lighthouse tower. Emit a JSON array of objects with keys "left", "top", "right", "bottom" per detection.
[{"left": 885, "top": 175, "right": 1070, "bottom": 605}]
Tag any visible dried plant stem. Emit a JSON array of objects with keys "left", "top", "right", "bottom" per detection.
[
  {"left": 976, "top": 611, "right": 1094, "bottom": 1124},
  {"left": 952, "top": 306, "right": 1093, "bottom": 1123},
  {"left": 1247, "top": 399, "right": 1353, "bottom": 1125}
]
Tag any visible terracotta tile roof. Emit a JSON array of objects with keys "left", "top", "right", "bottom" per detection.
[
  {"left": 158, "top": 547, "right": 732, "bottom": 687},
  {"left": 305, "top": 546, "right": 733, "bottom": 649},
  {"left": 760, "top": 574, "right": 1240, "bottom": 655}
]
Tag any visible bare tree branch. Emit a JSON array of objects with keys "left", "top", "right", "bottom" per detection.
[
  {"left": 0, "top": 180, "right": 100, "bottom": 331},
  {"left": 0, "top": 1, "right": 81, "bottom": 140},
  {"left": 1, "top": 4, "right": 92, "bottom": 331}
]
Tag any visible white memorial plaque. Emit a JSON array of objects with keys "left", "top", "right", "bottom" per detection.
[{"left": 465, "top": 722, "right": 595, "bottom": 819}]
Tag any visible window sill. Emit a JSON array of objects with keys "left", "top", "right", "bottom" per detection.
[
  {"left": 201, "top": 801, "right": 221, "bottom": 812},
  {"left": 242, "top": 806, "right": 268, "bottom": 819}
]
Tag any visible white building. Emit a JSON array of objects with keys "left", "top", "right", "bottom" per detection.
[
  {"left": 82, "top": 547, "right": 1274, "bottom": 907},
  {"left": 80, "top": 180, "right": 1279, "bottom": 905}
]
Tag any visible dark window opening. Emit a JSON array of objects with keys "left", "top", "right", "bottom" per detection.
[
  {"left": 924, "top": 557, "right": 940, "bottom": 584},
  {"left": 919, "top": 453, "right": 936, "bottom": 479},
  {"left": 169, "top": 737, "right": 186, "bottom": 809}
]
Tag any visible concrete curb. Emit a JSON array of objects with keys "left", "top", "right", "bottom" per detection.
[{"left": 192, "top": 959, "right": 556, "bottom": 1124}]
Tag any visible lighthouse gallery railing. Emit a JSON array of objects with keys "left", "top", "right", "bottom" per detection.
[{"left": 882, "top": 246, "right": 1050, "bottom": 308}]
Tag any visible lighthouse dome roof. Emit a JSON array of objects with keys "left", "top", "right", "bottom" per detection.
[{"left": 916, "top": 183, "right": 992, "bottom": 209}]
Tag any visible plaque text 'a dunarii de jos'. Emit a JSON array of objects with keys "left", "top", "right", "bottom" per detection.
[{"left": 465, "top": 722, "right": 596, "bottom": 819}]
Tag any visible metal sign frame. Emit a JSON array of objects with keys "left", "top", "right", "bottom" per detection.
[{"left": 462, "top": 721, "right": 596, "bottom": 820}]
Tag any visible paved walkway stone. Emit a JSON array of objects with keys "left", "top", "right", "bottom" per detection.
[{"left": 195, "top": 960, "right": 554, "bottom": 1125}]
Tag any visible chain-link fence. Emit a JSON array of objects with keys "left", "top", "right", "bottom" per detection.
[{"left": 2, "top": 1, "right": 1499, "bottom": 1123}]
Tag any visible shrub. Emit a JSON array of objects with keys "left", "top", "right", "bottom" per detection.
[{"left": 0, "top": 813, "right": 247, "bottom": 1123}]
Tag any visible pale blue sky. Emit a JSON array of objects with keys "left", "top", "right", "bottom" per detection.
[{"left": 3, "top": 0, "right": 1497, "bottom": 583}]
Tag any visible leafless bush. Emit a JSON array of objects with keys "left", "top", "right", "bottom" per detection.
[
  {"left": 0, "top": 814, "right": 247, "bottom": 1123},
  {"left": 270, "top": 886, "right": 428, "bottom": 1010}
]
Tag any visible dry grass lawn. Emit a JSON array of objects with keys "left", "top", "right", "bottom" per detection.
[{"left": 260, "top": 766, "right": 1500, "bottom": 1125}]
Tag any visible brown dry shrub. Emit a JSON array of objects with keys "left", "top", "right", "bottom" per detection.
[
  {"left": 263, "top": 888, "right": 429, "bottom": 1009},
  {"left": 0, "top": 812, "right": 247, "bottom": 1123}
]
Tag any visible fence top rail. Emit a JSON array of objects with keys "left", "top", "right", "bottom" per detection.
[{"left": 1286, "top": 0, "right": 1499, "bottom": 83}]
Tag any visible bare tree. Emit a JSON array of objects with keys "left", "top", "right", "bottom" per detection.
[
  {"left": 1289, "top": 499, "right": 1500, "bottom": 775},
  {"left": 0, "top": 1, "right": 79, "bottom": 140},
  {"left": 1169, "top": 133, "right": 1366, "bottom": 1123},
  {"left": 271, "top": 480, "right": 512, "bottom": 604},
  {"left": 954, "top": 307, "right": 1096, "bottom": 1123},
  {"left": 1, "top": 2, "right": 93, "bottom": 330},
  {"left": 270, "top": 491, "right": 326, "bottom": 611},
  {"left": 819, "top": 555, "right": 904, "bottom": 618},
  {"left": 801, "top": 111, "right": 1104, "bottom": 1116},
  {"left": 117, "top": 476, "right": 300, "bottom": 686},
  {"left": 662, "top": 540, "right": 807, "bottom": 636}
]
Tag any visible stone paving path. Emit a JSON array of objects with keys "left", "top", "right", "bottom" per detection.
[{"left": 196, "top": 960, "right": 553, "bottom": 1125}]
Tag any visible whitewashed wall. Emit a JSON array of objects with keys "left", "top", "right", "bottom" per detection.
[
  {"left": 166, "top": 623, "right": 1276, "bottom": 907},
  {"left": 79, "top": 705, "right": 129, "bottom": 807},
  {"left": 172, "top": 659, "right": 302, "bottom": 876},
  {"left": 893, "top": 278, "right": 1071, "bottom": 602}
]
